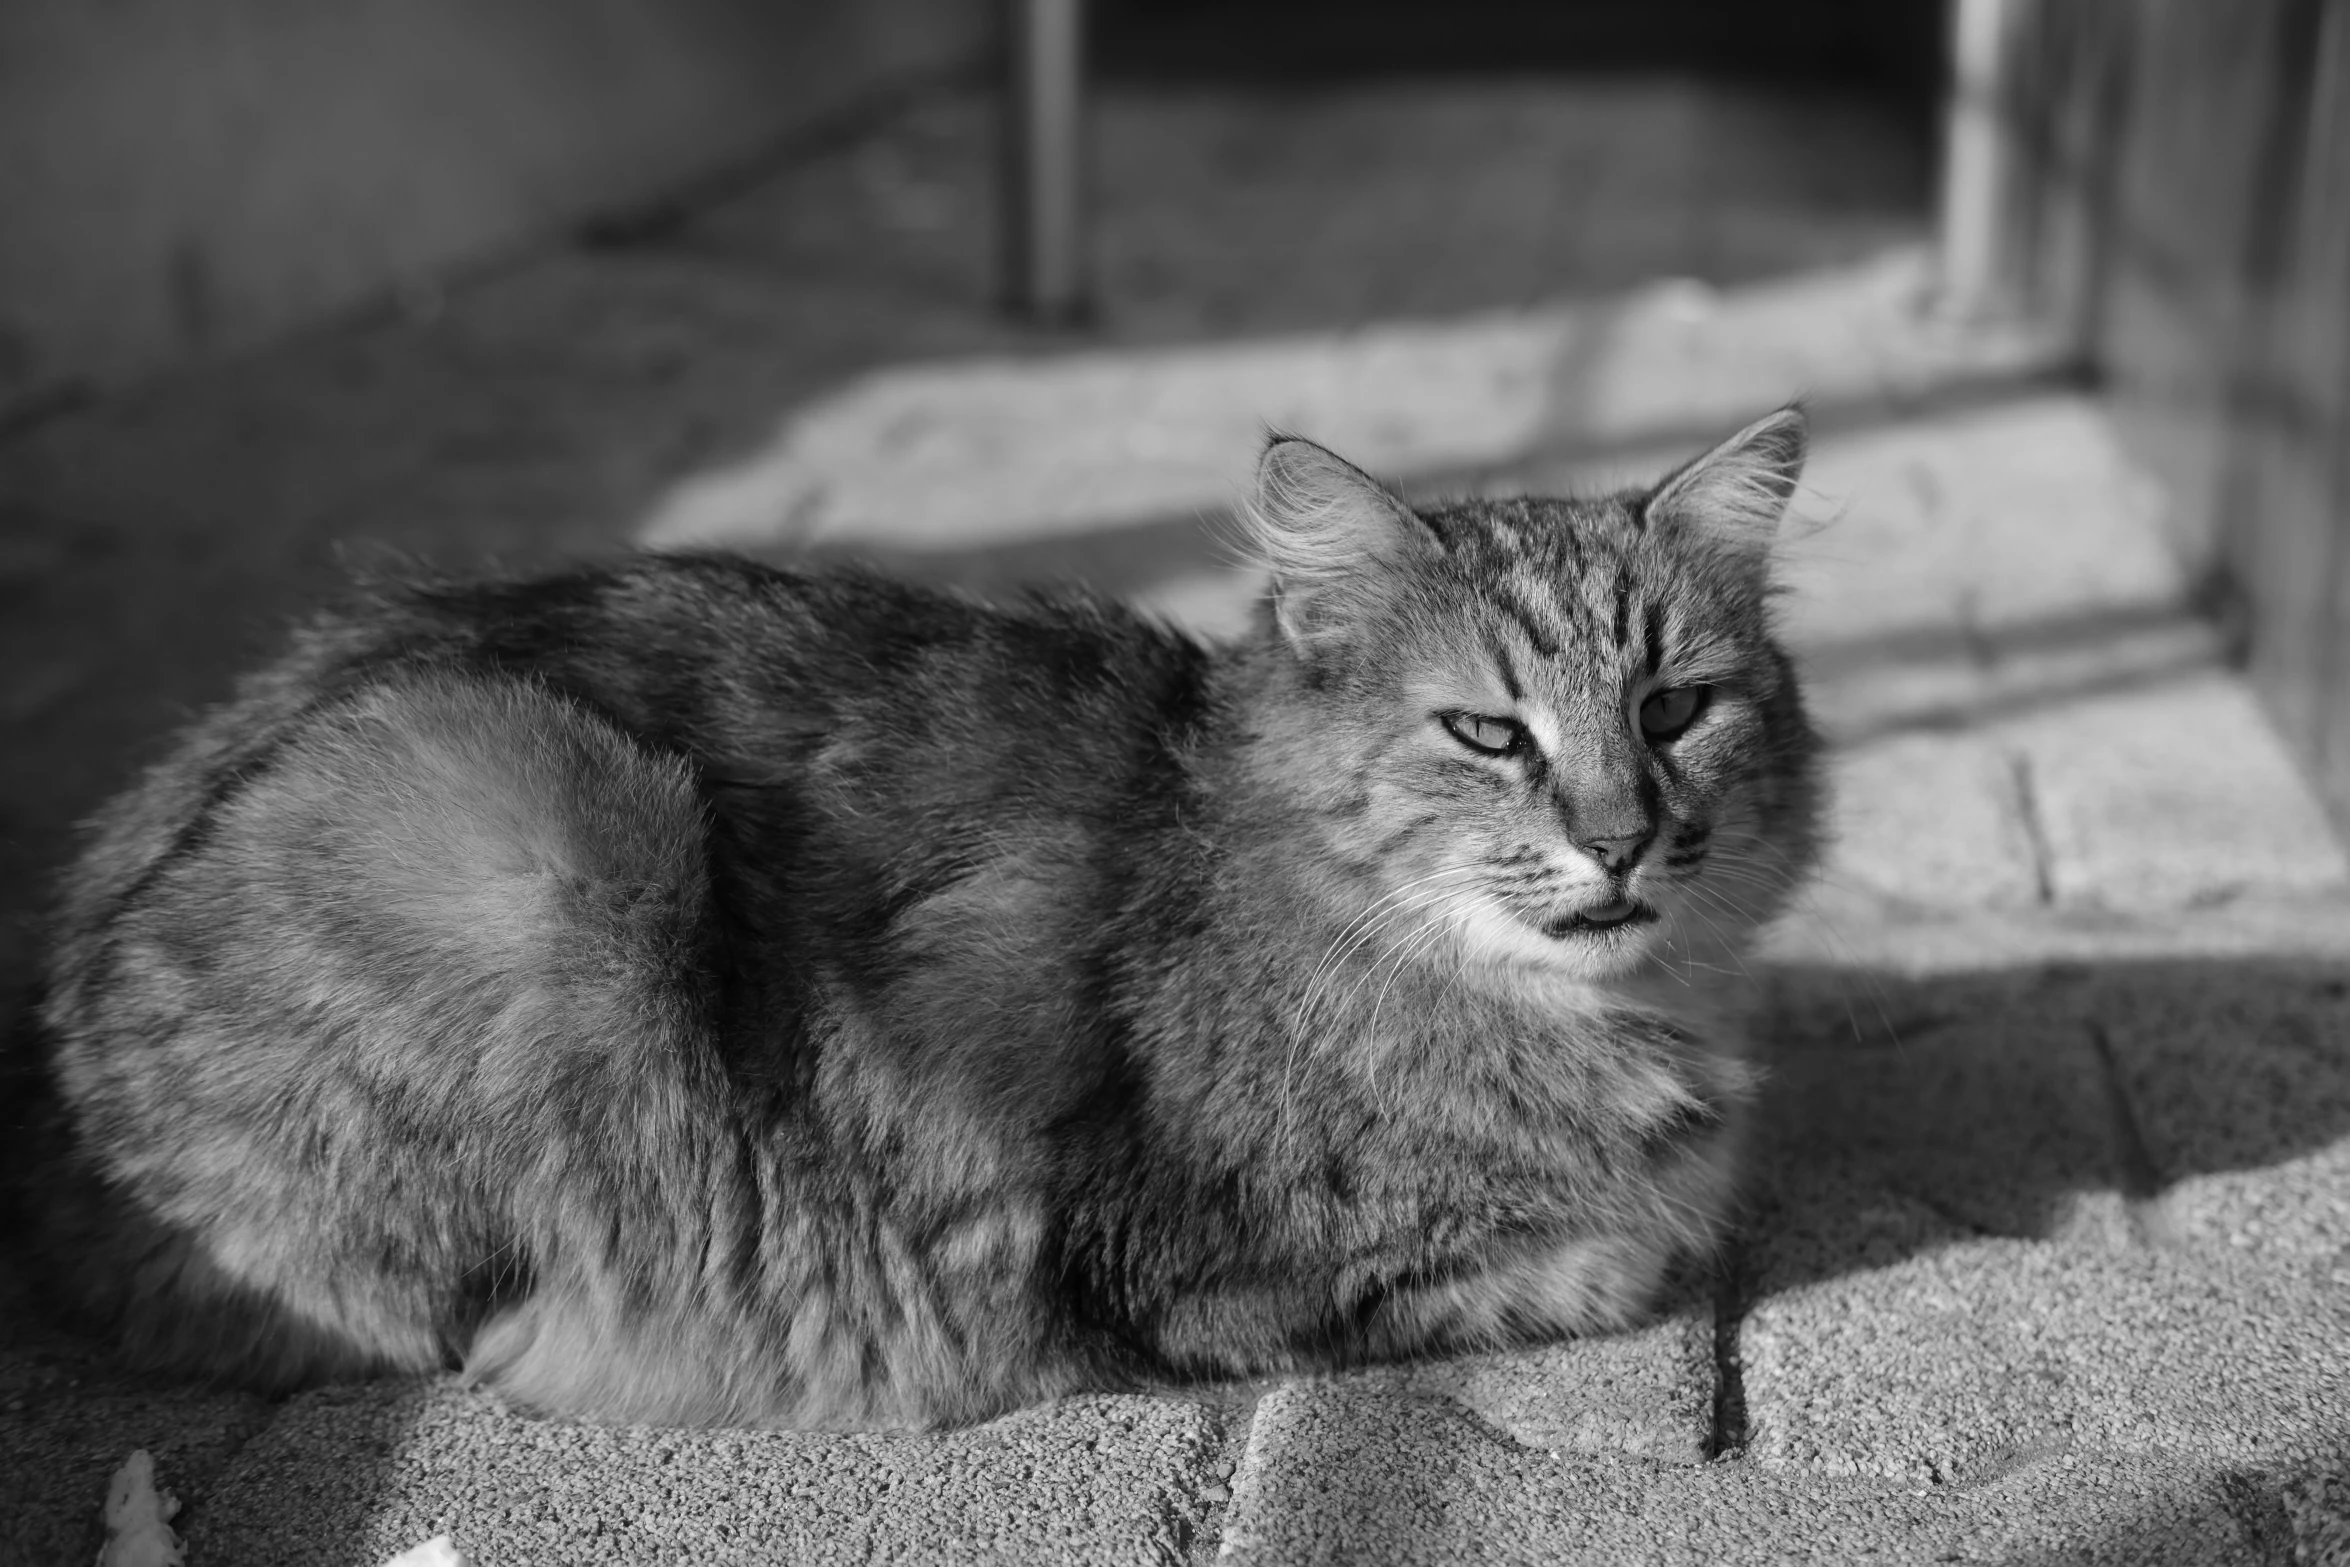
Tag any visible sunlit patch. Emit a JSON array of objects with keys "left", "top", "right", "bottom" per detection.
[{"left": 632, "top": 249, "right": 2035, "bottom": 564}]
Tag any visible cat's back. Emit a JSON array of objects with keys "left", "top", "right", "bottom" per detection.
[
  {"left": 32, "top": 553, "right": 1216, "bottom": 1397},
  {"left": 55, "top": 554, "right": 1212, "bottom": 949},
  {"left": 46, "top": 553, "right": 1222, "bottom": 1122}
]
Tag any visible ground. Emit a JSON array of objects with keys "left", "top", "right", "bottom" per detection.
[{"left": 2, "top": 76, "right": 2346, "bottom": 1566}]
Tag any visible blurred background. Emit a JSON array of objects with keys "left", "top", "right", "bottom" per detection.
[{"left": 2, "top": 0, "right": 2348, "bottom": 950}]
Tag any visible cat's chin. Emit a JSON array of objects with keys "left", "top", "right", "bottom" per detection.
[
  {"left": 1539, "top": 900, "right": 1658, "bottom": 940},
  {"left": 1455, "top": 899, "right": 1664, "bottom": 980}
]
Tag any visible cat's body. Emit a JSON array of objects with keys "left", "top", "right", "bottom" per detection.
[{"left": 29, "top": 418, "right": 1822, "bottom": 1430}]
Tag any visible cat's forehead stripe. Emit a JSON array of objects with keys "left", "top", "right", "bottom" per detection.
[
  {"left": 1486, "top": 637, "right": 1526, "bottom": 700},
  {"left": 1491, "top": 573, "right": 1567, "bottom": 661},
  {"left": 1576, "top": 563, "right": 1625, "bottom": 644}
]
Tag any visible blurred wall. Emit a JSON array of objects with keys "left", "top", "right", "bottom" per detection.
[
  {"left": 1981, "top": 0, "right": 2350, "bottom": 828},
  {"left": 0, "top": 0, "right": 989, "bottom": 421}
]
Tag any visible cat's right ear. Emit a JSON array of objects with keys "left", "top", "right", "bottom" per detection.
[
  {"left": 1246, "top": 436, "right": 1435, "bottom": 648},
  {"left": 1641, "top": 406, "right": 1808, "bottom": 559}
]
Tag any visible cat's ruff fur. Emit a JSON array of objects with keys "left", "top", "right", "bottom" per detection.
[{"left": 31, "top": 412, "right": 1824, "bottom": 1430}]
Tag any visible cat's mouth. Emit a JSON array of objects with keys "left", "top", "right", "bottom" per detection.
[{"left": 1542, "top": 899, "right": 1658, "bottom": 939}]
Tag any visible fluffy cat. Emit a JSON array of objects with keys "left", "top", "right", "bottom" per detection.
[{"left": 26, "top": 411, "right": 1822, "bottom": 1430}]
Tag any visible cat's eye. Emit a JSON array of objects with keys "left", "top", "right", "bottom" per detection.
[
  {"left": 1638, "top": 686, "right": 1707, "bottom": 742},
  {"left": 1441, "top": 712, "right": 1526, "bottom": 756}
]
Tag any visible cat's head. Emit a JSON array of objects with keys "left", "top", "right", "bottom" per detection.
[{"left": 1243, "top": 412, "right": 1823, "bottom": 983}]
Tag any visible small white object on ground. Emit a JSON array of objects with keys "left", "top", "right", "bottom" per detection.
[
  {"left": 96, "top": 1449, "right": 184, "bottom": 1567},
  {"left": 379, "top": 1535, "right": 474, "bottom": 1567}
]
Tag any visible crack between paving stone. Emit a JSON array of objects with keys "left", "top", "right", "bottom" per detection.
[
  {"left": 2008, "top": 751, "right": 2057, "bottom": 906},
  {"left": 2085, "top": 1021, "right": 2181, "bottom": 1249},
  {"left": 2213, "top": 1467, "right": 2299, "bottom": 1560},
  {"left": 1195, "top": 1384, "right": 1279, "bottom": 1564},
  {"left": 1705, "top": 1240, "right": 1751, "bottom": 1461}
]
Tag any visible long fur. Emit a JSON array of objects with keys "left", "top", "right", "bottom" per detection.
[{"left": 28, "top": 417, "right": 1824, "bottom": 1430}]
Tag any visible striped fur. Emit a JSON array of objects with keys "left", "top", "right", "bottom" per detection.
[{"left": 27, "top": 416, "right": 1823, "bottom": 1429}]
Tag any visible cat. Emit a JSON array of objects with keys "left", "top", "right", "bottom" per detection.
[{"left": 25, "top": 410, "right": 1823, "bottom": 1431}]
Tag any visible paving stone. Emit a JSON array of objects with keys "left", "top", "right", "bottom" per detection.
[
  {"left": 1741, "top": 956, "right": 2350, "bottom": 1497},
  {"left": 1550, "top": 253, "right": 2065, "bottom": 452},
  {"left": 635, "top": 249, "right": 2063, "bottom": 554},
  {"left": 1997, "top": 671, "right": 2350, "bottom": 909},
  {"left": 1795, "top": 611, "right": 2223, "bottom": 748},
  {"left": 1757, "top": 968, "right": 2123, "bottom": 1246},
  {"left": 185, "top": 1378, "right": 1226, "bottom": 1567},
  {"left": 2091, "top": 965, "right": 2350, "bottom": 1284},
  {"left": 1216, "top": 1381, "right": 2270, "bottom": 1565},
  {"left": 1817, "top": 734, "right": 2045, "bottom": 911},
  {"left": 1777, "top": 397, "right": 2184, "bottom": 655},
  {"left": 1740, "top": 1234, "right": 2348, "bottom": 1484},
  {"left": 1373, "top": 1300, "right": 1716, "bottom": 1465},
  {"left": 1763, "top": 884, "right": 2350, "bottom": 976}
]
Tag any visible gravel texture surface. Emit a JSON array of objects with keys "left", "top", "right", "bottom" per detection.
[
  {"left": 1217, "top": 1381, "right": 2279, "bottom": 1565},
  {"left": 183, "top": 1382, "right": 1226, "bottom": 1567}
]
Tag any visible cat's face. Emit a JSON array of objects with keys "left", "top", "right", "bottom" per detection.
[
  {"left": 1250, "top": 417, "right": 1822, "bottom": 984},
  {"left": 1367, "top": 494, "right": 1816, "bottom": 981}
]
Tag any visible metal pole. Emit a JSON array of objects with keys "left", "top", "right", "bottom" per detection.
[
  {"left": 1935, "top": 0, "right": 2024, "bottom": 318},
  {"left": 1005, "top": 0, "right": 1090, "bottom": 324}
]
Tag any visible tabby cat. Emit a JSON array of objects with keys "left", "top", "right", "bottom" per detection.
[{"left": 29, "top": 411, "right": 1822, "bottom": 1430}]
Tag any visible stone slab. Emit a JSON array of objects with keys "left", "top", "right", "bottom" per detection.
[
  {"left": 184, "top": 1379, "right": 1226, "bottom": 1567},
  {"left": 1817, "top": 733, "right": 2045, "bottom": 911},
  {"left": 1763, "top": 886, "right": 2350, "bottom": 976},
  {"left": 1757, "top": 966, "right": 2123, "bottom": 1246},
  {"left": 1774, "top": 396, "right": 2184, "bottom": 654},
  {"left": 2093, "top": 964, "right": 2350, "bottom": 1285},
  {"left": 1740, "top": 1236, "right": 2348, "bottom": 1483},
  {"left": 634, "top": 247, "right": 2066, "bottom": 553},
  {"left": 1373, "top": 1302, "right": 1716, "bottom": 1465},
  {"left": 1997, "top": 671, "right": 2350, "bottom": 909},
  {"left": 1216, "top": 1381, "right": 2272, "bottom": 1565},
  {"left": 1742, "top": 959, "right": 2350, "bottom": 1494},
  {"left": 1797, "top": 612, "right": 2223, "bottom": 748}
]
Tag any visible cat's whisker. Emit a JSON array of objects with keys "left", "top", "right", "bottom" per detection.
[
  {"left": 1360, "top": 894, "right": 1473, "bottom": 1070},
  {"left": 1294, "top": 871, "right": 1483, "bottom": 1035},
  {"left": 1361, "top": 890, "right": 1491, "bottom": 1111},
  {"left": 1317, "top": 893, "right": 1461, "bottom": 1062},
  {"left": 1280, "top": 870, "right": 1485, "bottom": 1144},
  {"left": 1693, "top": 835, "right": 1907, "bottom": 1051},
  {"left": 1296, "top": 866, "right": 1483, "bottom": 1018},
  {"left": 1670, "top": 889, "right": 1761, "bottom": 986}
]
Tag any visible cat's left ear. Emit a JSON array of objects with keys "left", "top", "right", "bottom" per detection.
[
  {"left": 1642, "top": 406, "right": 1808, "bottom": 558},
  {"left": 1248, "top": 436, "right": 1436, "bottom": 646}
]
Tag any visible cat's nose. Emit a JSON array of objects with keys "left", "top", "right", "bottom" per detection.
[{"left": 1578, "top": 832, "right": 1651, "bottom": 872}]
